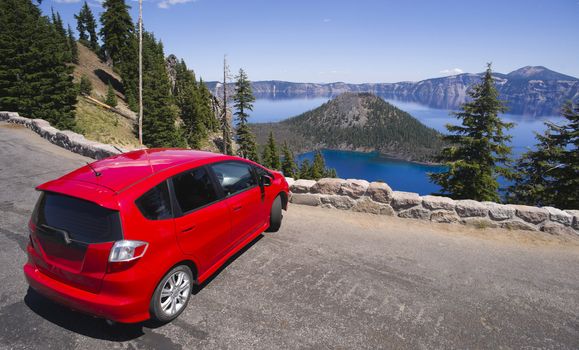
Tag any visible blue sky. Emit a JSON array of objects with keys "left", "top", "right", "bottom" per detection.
[{"left": 42, "top": 0, "right": 579, "bottom": 83}]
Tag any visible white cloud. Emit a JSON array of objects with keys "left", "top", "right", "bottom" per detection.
[
  {"left": 439, "top": 68, "right": 464, "bottom": 75},
  {"left": 323, "top": 18, "right": 331, "bottom": 23},
  {"left": 53, "top": 0, "right": 82, "bottom": 3},
  {"left": 158, "top": 0, "right": 195, "bottom": 9}
]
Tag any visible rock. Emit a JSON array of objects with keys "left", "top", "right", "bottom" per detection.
[
  {"left": 500, "top": 220, "right": 538, "bottom": 231},
  {"left": 340, "top": 179, "right": 369, "bottom": 198},
  {"left": 422, "top": 195, "right": 455, "bottom": 211},
  {"left": 366, "top": 182, "right": 393, "bottom": 203},
  {"left": 484, "top": 202, "right": 515, "bottom": 221},
  {"left": 543, "top": 207, "right": 573, "bottom": 226},
  {"left": 430, "top": 210, "right": 459, "bottom": 223},
  {"left": 508, "top": 205, "right": 549, "bottom": 224},
  {"left": 455, "top": 200, "right": 488, "bottom": 217},
  {"left": 311, "top": 178, "right": 346, "bottom": 195},
  {"left": 541, "top": 222, "right": 577, "bottom": 236},
  {"left": 291, "top": 179, "right": 317, "bottom": 193},
  {"left": 352, "top": 197, "right": 394, "bottom": 216},
  {"left": 320, "top": 195, "right": 355, "bottom": 210},
  {"left": 390, "top": 191, "right": 422, "bottom": 210},
  {"left": 565, "top": 210, "right": 579, "bottom": 230},
  {"left": 285, "top": 177, "right": 295, "bottom": 188},
  {"left": 290, "top": 193, "right": 321, "bottom": 206},
  {"left": 461, "top": 217, "right": 499, "bottom": 229},
  {"left": 398, "top": 207, "right": 431, "bottom": 220}
]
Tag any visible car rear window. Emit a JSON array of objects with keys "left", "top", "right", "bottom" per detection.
[{"left": 35, "top": 192, "right": 123, "bottom": 244}]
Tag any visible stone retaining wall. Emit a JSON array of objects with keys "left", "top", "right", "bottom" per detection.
[
  {"left": 0, "top": 111, "right": 125, "bottom": 159},
  {"left": 286, "top": 177, "right": 579, "bottom": 237}
]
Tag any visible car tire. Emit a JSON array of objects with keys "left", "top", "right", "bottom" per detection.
[
  {"left": 150, "top": 265, "right": 193, "bottom": 323},
  {"left": 266, "top": 195, "right": 283, "bottom": 232}
]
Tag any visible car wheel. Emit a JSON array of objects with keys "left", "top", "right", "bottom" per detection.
[
  {"left": 266, "top": 195, "right": 283, "bottom": 232},
  {"left": 150, "top": 265, "right": 193, "bottom": 323}
]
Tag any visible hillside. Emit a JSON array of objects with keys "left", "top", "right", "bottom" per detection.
[
  {"left": 208, "top": 66, "right": 579, "bottom": 117},
  {"left": 71, "top": 42, "right": 140, "bottom": 147},
  {"left": 251, "top": 93, "right": 444, "bottom": 162}
]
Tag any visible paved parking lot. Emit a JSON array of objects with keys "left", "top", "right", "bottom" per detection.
[{"left": 1, "top": 123, "right": 579, "bottom": 349}]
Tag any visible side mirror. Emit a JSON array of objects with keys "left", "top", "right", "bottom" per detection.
[{"left": 261, "top": 174, "right": 273, "bottom": 187}]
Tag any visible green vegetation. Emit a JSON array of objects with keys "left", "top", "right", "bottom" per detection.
[
  {"left": 99, "top": 0, "right": 138, "bottom": 109},
  {"left": 173, "top": 59, "right": 217, "bottom": 149},
  {"left": 67, "top": 25, "right": 79, "bottom": 64},
  {"left": 233, "top": 69, "right": 259, "bottom": 162},
  {"left": 429, "top": 63, "right": 513, "bottom": 202},
  {"left": 281, "top": 142, "right": 299, "bottom": 178},
  {"left": 508, "top": 102, "right": 578, "bottom": 208},
  {"left": 140, "top": 32, "right": 185, "bottom": 148},
  {"left": 105, "top": 82, "right": 118, "bottom": 107},
  {"left": 262, "top": 132, "right": 281, "bottom": 170},
  {"left": 79, "top": 74, "right": 93, "bottom": 95},
  {"left": 0, "top": 0, "right": 77, "bottom": 129},
  {"left": 75, "top": 1, "right": 99, "bottom": 52}
]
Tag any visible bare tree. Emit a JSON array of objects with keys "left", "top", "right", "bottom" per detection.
[{"left": 221, "top": 55, "right": 232, "bottom": 155}]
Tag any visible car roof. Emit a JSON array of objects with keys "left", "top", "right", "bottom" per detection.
[{"left": 46, "top": 148, "right": 227, "bottom": 193}]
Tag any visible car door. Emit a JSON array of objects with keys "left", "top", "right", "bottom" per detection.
[
  {"left": 170, "top": 165, "right": 231, "bottom": 270},
  {"left": 209, "top": 161, "right": 264, "bottom": 245}
]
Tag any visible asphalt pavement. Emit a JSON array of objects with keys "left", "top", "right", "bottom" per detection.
[{"left": 1, "top": 122, "right": 578, "bottom": 349}]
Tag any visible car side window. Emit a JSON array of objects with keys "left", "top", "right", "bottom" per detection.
[
  {"left": 210, "top": 161, "right": 257, "bottom": 196},
  {"left": 135, "top": 181, "right": 173, "bottom": 220},
  {"left": 172, "top": 167, "right": 218, "bottom": 213}
]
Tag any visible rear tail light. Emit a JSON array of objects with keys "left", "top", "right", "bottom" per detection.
[{"left": 109, "top": 240, "right": 148, "bottom": 262}]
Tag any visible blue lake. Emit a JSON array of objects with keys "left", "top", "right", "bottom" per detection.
[{"left": 252, "top": 97, "right": 562, "bottom": 195}]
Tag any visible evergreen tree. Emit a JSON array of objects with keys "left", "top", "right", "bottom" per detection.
[
  {"left": 67, "top": 25, "right": 79, "bottom": 64},
  {"left": 51, "top": 11, "right": 72, "bottom": 63},
  {"left": 508, "top": 102, "right": 579, "bottom": 208},
  {"left": 79, "top": 74, "right": 92, "bottom": 95},
  {"left": 105, "top": 81, "right": 117, "bottom": 107},
  {"left": 262, "top": 132, "right": 280, "bottom": 169},
  {"left": 173, "top": 59, "right": 206, "bottom": 149},
  {"left": 0, "top": 0, "right": 76, "bottom": 129},
  {"left": 75, "top": 1, "right": 99, "bottom": 51},
  {"left": 100, "top": 0, "right": 138, "bottom": 109},
  {"left": 233, "top": 68, "right": 259, "bottom": 161},
  {"left": 281, "top": 142, "right": 299, "bottom": 178},
  {"left": 311, "top": 151, "right": 325, "bottom": 179},
  {"left": 198, "top": 78, "right": 219, "bottom": 131},
  {"left": 429, "top": 63, "right": 513, "bottom": 202},
  {"left": 299, "top": 159, "right": 312, "bottom": 179},
  {"left": 139, "top": 31, "right": 185, "bottom": 147}
]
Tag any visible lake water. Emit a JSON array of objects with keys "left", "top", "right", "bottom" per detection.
[{"left": 251, "top": 97, "right": 562, "bottom": 195}]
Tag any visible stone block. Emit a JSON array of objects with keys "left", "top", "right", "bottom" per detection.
[
  {"left": 390, "top": 191, "right": 422, "bottom": 210},
  {"left": 456, "top": 200, "right": 488, "bottom": 217},
  {"left": 311, "top": 178, "right": 346, "bottom": 194},
  {"left": 484, "top": 202, "right": 515, "bottom": 221},
  {"left": 340, "top": 179, "right": 369, "bottom": 198},
  {"left": 290, "top": 179, "right": 317, "bottom": 193},
  {"left": 509, "top": 205, "right": 549, "bottom": 225},
  {"left": 290, "top": 193, "right": 321, "bottom": 206},
  {"left": 320, "top": 195, "right": 356, "bottom": 210},
  {"left": 422, "top": 195, "right": 455, "bottom": 211},
  {"left": 398, "top": 207, "right": 431, "bottom": 220},
  {"left": 430, "top": 210, "right": 459, "bottom": 223}
]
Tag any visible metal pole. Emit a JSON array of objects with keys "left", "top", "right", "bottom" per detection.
[{"left": 138, "top": 0, "right": 143, "bottom": 145}]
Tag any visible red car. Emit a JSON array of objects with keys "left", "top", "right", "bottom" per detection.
[{"left": 23, "top": 149, "right": 289, "bottom": 323}]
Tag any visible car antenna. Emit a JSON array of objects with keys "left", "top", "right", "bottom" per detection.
[
  {"left": 86, "top": 162, "right": 101, "bottom": 177},
  {"left": 113, "top": 145, "right": 124, "bottom": 154}
]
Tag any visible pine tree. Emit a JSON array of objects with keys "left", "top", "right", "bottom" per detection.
[
  {"left": 52, "top": 11, "right": 72, "bottom": 63},
  {"left": 429, "top": 63, "right": 513, "bottom": 202},
  {"left": 100, "top": 0, "right": 138, "bottom": 109},
  {"left": 79, "top": 74, "right": 92, "bottom": 95},
  {"left": 75, "top": 1, "right": 99, "bottom": 51},
  {"left": 198, "top": 78, "right": 219, "bottom": 131},
  {"left": 508, "top": 102, "right": 578, "bottom": 208},
  {"left": 67, "top": 25, "right": 79, "bottom": 64},
  {"left": 173, "top": 59, "right": 206, "bottom": 149},
  {"left": 299, "top": 159, "right": 312, "bottom": 179},
  {"left": 105, "top": 81, "right": 117, "bottom": 107},
  {"left": 233, "top": 68, "right": 259, "bottom": 161},
  {"left": 140, "top": 31, "right": 185, "bottom": 147},
  {"left": 0, "top": 0, "right": 77, "bottom": 129},
  {"left": 263, "top": 132, "right": 280, "bottom": 169},
  {"left": 311, "top": 151, "right": 325, "bottom": 180},
  {"left": 281, "top": 142, "right": 299, "bottom": 178}
]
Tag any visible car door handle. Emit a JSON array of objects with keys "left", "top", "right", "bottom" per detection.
[
  {"left": 180, "top": 225, "right": 196, "bottom": 233},
  {"left": 233, "top": 205, "right": 242, "bottom": 212}
]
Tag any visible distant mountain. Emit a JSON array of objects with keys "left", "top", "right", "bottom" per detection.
[
  {"left": 250, "top": 93, "right": 445, "bottom": 162},
  {"left": 207, "top": 66, "right": 579, "bottom": 117}
]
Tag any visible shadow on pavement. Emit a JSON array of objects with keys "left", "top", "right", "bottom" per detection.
[{"left": 23, "top": 234, "right": 265, "bottom": 341}]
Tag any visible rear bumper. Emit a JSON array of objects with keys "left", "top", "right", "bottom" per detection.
[{"left": 24, "top": 263, "right": 150, "bottom": 323}]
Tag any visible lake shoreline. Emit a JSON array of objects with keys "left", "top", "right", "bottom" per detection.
[{"left": 298, "top": 148, "right": 443, "bottom": 167}]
